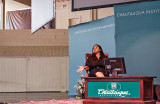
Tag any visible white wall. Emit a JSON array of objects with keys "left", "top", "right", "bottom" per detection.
[
  {"left": 0, "top": 56, "right": 69, "bottom": 92},
  {"left": 55, "top": 0, "right": 114, "bottom": 29}
]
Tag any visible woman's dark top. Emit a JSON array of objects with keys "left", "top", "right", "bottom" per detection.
[{"left": 85, "top": 54, "right": 109, "bottom": 77}]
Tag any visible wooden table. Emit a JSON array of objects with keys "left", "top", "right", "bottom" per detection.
[{"left": 83, "top": 76, "right": 156, "bottom": 104}]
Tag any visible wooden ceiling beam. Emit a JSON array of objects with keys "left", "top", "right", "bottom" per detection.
[{"left": 13, "top": 0, "right": 31, "bottom": 6}]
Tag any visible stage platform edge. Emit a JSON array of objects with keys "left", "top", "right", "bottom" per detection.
[{"left": 83, "top": 100, "right": 156, "bottom": 104}]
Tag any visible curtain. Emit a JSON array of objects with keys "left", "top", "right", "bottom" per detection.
[
  {"left": 6, "top": 9, "right": 31, "bottom": 29},
  {"left": 6, "top": 9, "right": 55, "bottom": 29}
]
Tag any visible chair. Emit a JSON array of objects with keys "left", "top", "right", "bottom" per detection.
[{"left": 85, "top": 53, "right": 109, "bottom": 77}]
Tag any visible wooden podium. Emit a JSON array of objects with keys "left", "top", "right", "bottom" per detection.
[{"left": 83, "top": 76, "right": 156, "bottom": 104}]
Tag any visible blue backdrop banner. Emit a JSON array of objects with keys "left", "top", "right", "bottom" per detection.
[
  {"left": 114, "top": 1, "right": 160, "bottom": 84},
  {"left": 68, "top": 16, "right": 116, "bottom": 95}
]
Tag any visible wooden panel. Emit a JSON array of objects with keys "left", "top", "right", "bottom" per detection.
[
  {"left": 27, "top": 57, "right": 68, "bottom": 92},
  {"left": 56, "top": 0, "right": 92, "bottom": 28},
  {"left": 13, "top": 0, "right": 31, "bottom": 6},
  {"left": 0, "top": 57, "right": 27, "bottom": 92},
  {"left": 0, "top": 56, "right": 69, "bottom": 92},
  {"left": 66, "top": 56, "right": 69, "bottom": 91},
  {"left": 0, "top": 46, "right": 68, "bottom": 56},
  {"left": 97, "top": 7, "right": 114, "bottom": 19},
  {"left": 0, "top": 29, "right": 68, "bottom": 46},
  {"left": 60, "top": 56, "right": 69, "bottom": 92}
]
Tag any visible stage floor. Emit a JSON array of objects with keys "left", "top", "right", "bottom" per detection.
[
  {"left": 0, "top": 92, "right": 159, "bottom": 104},
  {"left": 0, "top": 92, "right": 69, "bottom": 103}
]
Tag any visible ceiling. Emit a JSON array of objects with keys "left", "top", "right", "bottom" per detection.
[{"left": 13, "top": 0, "right": 31, "bottom": 6}]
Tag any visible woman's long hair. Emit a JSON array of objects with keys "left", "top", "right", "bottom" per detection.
[{"left": 92, "top": 44, "right": 105, "bottom": 58}]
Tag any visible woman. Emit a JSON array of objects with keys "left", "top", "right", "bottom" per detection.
[{"left": 77, "top": 44, "right": 108, "bottom": 77}]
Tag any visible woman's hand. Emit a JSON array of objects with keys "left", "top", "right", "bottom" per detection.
[
  {"left": 77, "top": 66, "right": 85, "bottom": 73},
  {"left": 77, "top": 66, "right": 89, "bottom": 73}
]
